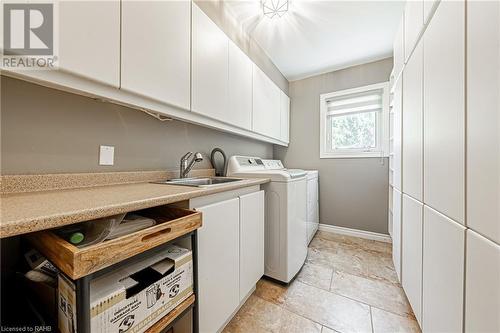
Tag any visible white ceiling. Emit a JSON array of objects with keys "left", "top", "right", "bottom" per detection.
[{"left": 225, "top": 0, "right": 405, "bottom": 81}]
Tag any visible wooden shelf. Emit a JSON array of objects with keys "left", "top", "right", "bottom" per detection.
[
  {"left": 146, "top": 294, "right": 195, "bottom": 333},
  {"left": 27, "top": 206, "right": 202, "bottom": 279}
]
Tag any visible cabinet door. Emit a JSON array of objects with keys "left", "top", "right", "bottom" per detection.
[
  {"left": 402, "top": 42, "right": 423, "bottom": 201},
  {"left": 392, "top": 78, "right": 403, "bottom": 191},
  {"left": 402, "top": 195, "right": 423, "bottom": 324},
  {"left": 404, "top": 0, "right": 423, "bottom": 60},
  {"left": 465, "top": 230, "right": 500, "bottom": 333},
  {"left": 121, "top": 0, "right": 190, "bottom": 109},
  {"left": 392, "top": 188, "right": 402, "bottom": 281},
  {"left": 252, "top": 65, "right": 281, "bottom": 139},
  {"left": 228, "top": 41, "right": 252, "bottom": 130},
  {"left": 239, "top": 191, "right": 265, "bottom": 301},
  {"left": 58, "top": 0, "right": 120, "bottom": 86},
  {"left": 466, "top": 0, "right": 500, "bottom": 243},
  {"left": 280, "top": 91, "right": 290, "bottom": 143},
  {"left": 423, "top": 206, "right": 465, "bottom": 333},
  {"left": 423, "top": 1, "right": 465, "bottom": 224},
  {"left": 192, "top": 3, "right": 229, "bottom": 120},
  {"left": 393, "top": 15, "right": 405, "bottom": 78},
  {"left": 195, "top": 198, "right": 240, "bottom": 333}
]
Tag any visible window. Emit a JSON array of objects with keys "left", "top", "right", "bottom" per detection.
[{"left": 320, "top": 82, "right": 389, "bottom": 158}]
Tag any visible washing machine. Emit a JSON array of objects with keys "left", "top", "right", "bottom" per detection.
[{"left": 227, "top": 156, "right": 307, "bottom": 283}]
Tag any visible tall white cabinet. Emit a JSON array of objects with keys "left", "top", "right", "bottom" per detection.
[
  {"left": 121, "top": 0, "right": 191, "bottom": 109},
  {"left": 401, "top": 194, "right": 423, "bottom": 324},
  {"left": 389, "top": 0, "right": 500, "bottom": 331},
  {"left": 422, "top": 206, "right": 465, "bottom": 333},
  {"left": 465, "top": 230, "right": 500, "bottom": 333},
  {"left": 402, "top": 42, "right": 423, "bottom": 201},
  {"left": 423, "top": 0, "right": 465, "bottom": 224},
  {"left": 466, "top": 0, "right": 500, "bottom": 244},
  {"left": 392, "top": 188, "right": 402, "bottom": 280}
]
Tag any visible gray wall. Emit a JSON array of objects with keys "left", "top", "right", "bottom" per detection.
[
  {"left": 0, "top": 77, "right": 272, "bottom": 175},
  {"left": 194, "top": 0, "right": 288, "bottom": 93},
  {"left": 274, "top": 58, "right": 393, "bottom": 234}
]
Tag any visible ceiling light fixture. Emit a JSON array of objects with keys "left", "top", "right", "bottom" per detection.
[{"left": 262, "top": 0, "right": 289, "bottom": 19}]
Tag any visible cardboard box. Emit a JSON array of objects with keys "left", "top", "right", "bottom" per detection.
[{"left": 58, "top": 245, "right": 193, "bottom": 333}]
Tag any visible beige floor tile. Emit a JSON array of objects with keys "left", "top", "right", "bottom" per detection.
[
  {"left": 283, "top": 280, "right": 372, "bottom": 333},
  {"left": 317, "top": 231, "right": 392, "bottom": 255},
  {"left": 334, "top": 245, "right": 399, "bottom": 284},
  {"left": 306, "top": 247, "right": 338, "bottom": 269},
  {"left": 371, "top": 307, "right": 421, "bottom": 333},
  {"left": 330, "top": 271, "right": 413, "bottom": 317},
  {"left": 321, "top": 326, "right": 339, "bottom": 333},
  {"left": 223, "top": 295, "right": 321, "bottom": 333},
  {"left": 254, "top": 278, "right": 290, "bottom": 305},
  {"left": 309, "top": 236, "right": 340, "bottom": 251},
  {"left": 296, "top": 263, "right": 333, "bottom": 291}
]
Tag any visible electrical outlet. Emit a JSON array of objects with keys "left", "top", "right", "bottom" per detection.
[{"left": 99, "top": 145, "right": 114, "bottom": 166}]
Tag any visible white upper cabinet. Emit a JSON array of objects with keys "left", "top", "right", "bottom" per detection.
[
  {"left": 402, "top": 195, "right": 423, "bottom": 324},
  {"left": 280, "top": 91, "right": 290, "bottom": 143},
  {"left": 58, "top": 0, "right": 120, "bottom": 87},
  {"left": 423, "top": 1, "right": 465, "bottom": 224},
  {"left": 192, "top": 3, "right": 229, "bottom": 120},
  {"left": 392, "top": 78, "right": 403, "bottom": 191},
  {"left": 121, "top": 0, "right": 190, "bottom": 109},
  {"left": 392, "top": 188, "right": 402, "bottom": 281},
  {"left": 228, "top": 41, "right": 253, "bottom": 130},
  {"left": 466, "top": 0, "right": 500, "bottom": 243},
  {"left": 423, "top": 206, "right": 465, "bottom": 333},
  {"left": 402, "top": 42, "right": 423, "bottom": 201},
  {"left": 393, "top": 15, "right": 405, "bottom": 79},
  {"left": 404, "top": 0, "right": 423, "bottom": 60},
  {"left": 252, "top": 65, "right": 281, "bottom": 139},
  {"left": 465, "top": 230, "right": 500, "bottom": 333}
]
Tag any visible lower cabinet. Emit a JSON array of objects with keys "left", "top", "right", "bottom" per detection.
[
  {"left": 239, "top": 191, "right": 265, "bottom": 300},
  {"left": 422, "top": 206, "right": 465, "bottom": 333},
  {"left": 195, "top": 197, "right": 240, "bottom": 333},
  {"left": 191, "top": 188, "right": 265, "bottom": 333},
  {"left": 401, "top": 194, "right": 423, "bottom": 324},
  {"left": 392, "top": 188, "right": 402, "bottom": 281},
  {"left": 465, "top": 230, "right": 500, "bottom": 333}
]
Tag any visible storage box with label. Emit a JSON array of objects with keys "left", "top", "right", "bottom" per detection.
[{"left": 58, "top": 245, "right": 193, "bottom": 333}]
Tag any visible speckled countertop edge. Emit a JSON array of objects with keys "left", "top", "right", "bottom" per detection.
[{"left": 0, "top": 176, "right": 270, "bottom": 238}]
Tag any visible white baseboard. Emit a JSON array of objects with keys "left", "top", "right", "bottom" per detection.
[{"left": 318, "top": 224, "right": 392, "bottom": 243}]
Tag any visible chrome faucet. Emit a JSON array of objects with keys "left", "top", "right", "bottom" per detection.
[{"left": 180, "top": 152, "right": 203, "bottom": 178}]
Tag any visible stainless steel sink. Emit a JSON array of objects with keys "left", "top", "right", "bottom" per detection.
[{"left": 153, "top": 177, "right": 244, "bottom": 187}]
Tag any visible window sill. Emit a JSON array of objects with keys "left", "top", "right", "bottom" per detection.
[{"left": 320, "top": 152, "right": 389, "bottom": 159}]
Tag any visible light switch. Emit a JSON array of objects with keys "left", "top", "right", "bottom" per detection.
[{"left": 99, "top": 145, "right": 114, "bottom": 166}]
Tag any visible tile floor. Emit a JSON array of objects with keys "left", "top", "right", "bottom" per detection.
[{"left": 223, "top": 231, "right": 421, "bottom": 333}]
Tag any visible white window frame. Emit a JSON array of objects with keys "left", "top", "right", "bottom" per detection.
[{"left": 319, "top": 82, "right": 390, "bottom": 159}]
